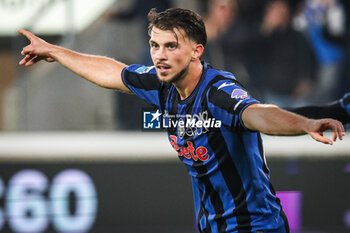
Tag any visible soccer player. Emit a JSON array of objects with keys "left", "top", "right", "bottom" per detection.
[{"left": 18, "top": 8, "right": 345, "bottom": 233}]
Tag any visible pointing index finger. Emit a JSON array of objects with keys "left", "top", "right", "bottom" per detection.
[{"left": 18, "top": 29, "right": 34, "bottom": 43}]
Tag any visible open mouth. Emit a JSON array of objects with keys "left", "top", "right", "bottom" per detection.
[{"left": 157, "top": 64, "right": 171, "bottom": 73}]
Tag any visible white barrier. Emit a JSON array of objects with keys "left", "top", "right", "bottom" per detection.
[{"left": 0, "top": 132, "right": 348, "bottom": 161}]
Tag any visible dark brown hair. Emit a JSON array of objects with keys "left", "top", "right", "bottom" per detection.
[{"left": 148, "top": 8, "right": 207, "bottom": 47}]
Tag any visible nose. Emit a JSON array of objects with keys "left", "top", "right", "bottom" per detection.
[{"left": 153, "top": 47, "right": 167, "bottom": 61}]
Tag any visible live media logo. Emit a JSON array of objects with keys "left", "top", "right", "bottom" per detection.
[{"left": 142, "top": 109, "right": 162, "bottom": 130}]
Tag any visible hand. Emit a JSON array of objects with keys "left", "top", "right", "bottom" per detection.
[
  {"left": 307, "top": 118, "right": 345, "bottom": 145},
  {"left": 18, "top": 29, "right": 55, "bottom": 67}
]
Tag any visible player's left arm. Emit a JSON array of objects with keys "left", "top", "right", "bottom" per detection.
[{"left": 242, "top": 104, "right": 345, "bottom": 145}]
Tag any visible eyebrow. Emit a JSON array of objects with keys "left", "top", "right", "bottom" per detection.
[
  {"left": 165, "top": 41, "right": 178, "bottom": 47},
  {"left": 149, "top": 40, "right": 179, "bottom": 47}
]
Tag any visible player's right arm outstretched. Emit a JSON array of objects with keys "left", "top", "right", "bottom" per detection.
[{"left": 18, "top": 29, "right": 131, "bottom": 93}]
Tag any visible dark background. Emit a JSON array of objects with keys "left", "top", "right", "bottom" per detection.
[{"left": 0, "top": 157, "right": 350, "bottom": 233}]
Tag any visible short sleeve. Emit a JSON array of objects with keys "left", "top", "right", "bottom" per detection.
[
  {"left": 206, "top": 80, "right": 259, "bottom": 130},
  {"left": 122, "top": 64, "right": 161, "bottom": 106}
]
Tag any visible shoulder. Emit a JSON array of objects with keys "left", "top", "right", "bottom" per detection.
[
  {"left": 203, "top": 66, "right": 239, "bottom": 94},
  {"left": 204, "top": 66, "right": 242, "bottom": 98},
  {"left": 206, "top": 66, "right": 236, "bottom": 81},
  {"left": 207, "top": 79, "right": 249, "bottom": 103},
  {"left": 206, "top": 76, "right": 259, "bottom": 113},
  {"left": 122, "top": 64, "right": 161, "bottom": 92},
  {"left": 203, "top": 66, "right": 249, "bottom": 102}
]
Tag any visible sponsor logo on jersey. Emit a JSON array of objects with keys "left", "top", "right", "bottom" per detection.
[
  {"left": 169, "top": 135, "right": 209, "bottom": 162},
  {"left": 135, "top": 65, "right": 154, "bottom": 74}
]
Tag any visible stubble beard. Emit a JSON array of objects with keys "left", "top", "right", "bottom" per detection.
[{"left": 157, "top": 62, "right": 190, "bottom": 84}]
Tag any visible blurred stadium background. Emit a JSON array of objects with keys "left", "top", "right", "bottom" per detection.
[{"left": 0, "top": 0, "right": 349, "bottom": 232}]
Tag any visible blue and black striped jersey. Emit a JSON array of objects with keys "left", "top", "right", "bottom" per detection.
[{"left": 122, "top": 62, "right": 288, "bottom": 233}]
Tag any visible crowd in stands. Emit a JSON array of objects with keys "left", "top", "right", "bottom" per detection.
[
  {"left": 107, "top": 0, "right": 350, "bottom": 129},
  {"left": 200, "top": 0, "right": 349, "bottom": 107}
]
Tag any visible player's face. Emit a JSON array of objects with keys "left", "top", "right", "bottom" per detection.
[{"left": 149, "top": 27, "right": 195, "bottom": 83}]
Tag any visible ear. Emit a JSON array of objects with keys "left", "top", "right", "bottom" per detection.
[{"left": 191, "top": 44, "right": 204, "bottom": 61}]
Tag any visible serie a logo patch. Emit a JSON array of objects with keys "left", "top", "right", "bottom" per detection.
[{"left": 135, "top": 65, "right": 154, "bottom": 74}]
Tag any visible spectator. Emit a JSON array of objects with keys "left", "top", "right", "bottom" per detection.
[
  {"left": 201, "top": 0, "right": 239, "bottom": 69},
  {"left": 255, "top": 0, "right": 316, "bottom": 107},
  {"left": 293, "top": 0, "right": 346, "bottom": 103},
  {"left": 221, "top": 0, "right": 316, "bottom": 106}
]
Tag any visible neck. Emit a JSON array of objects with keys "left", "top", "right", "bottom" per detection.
[{"left": 174, "top": 60, "right": 203, "bottom": 100}]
